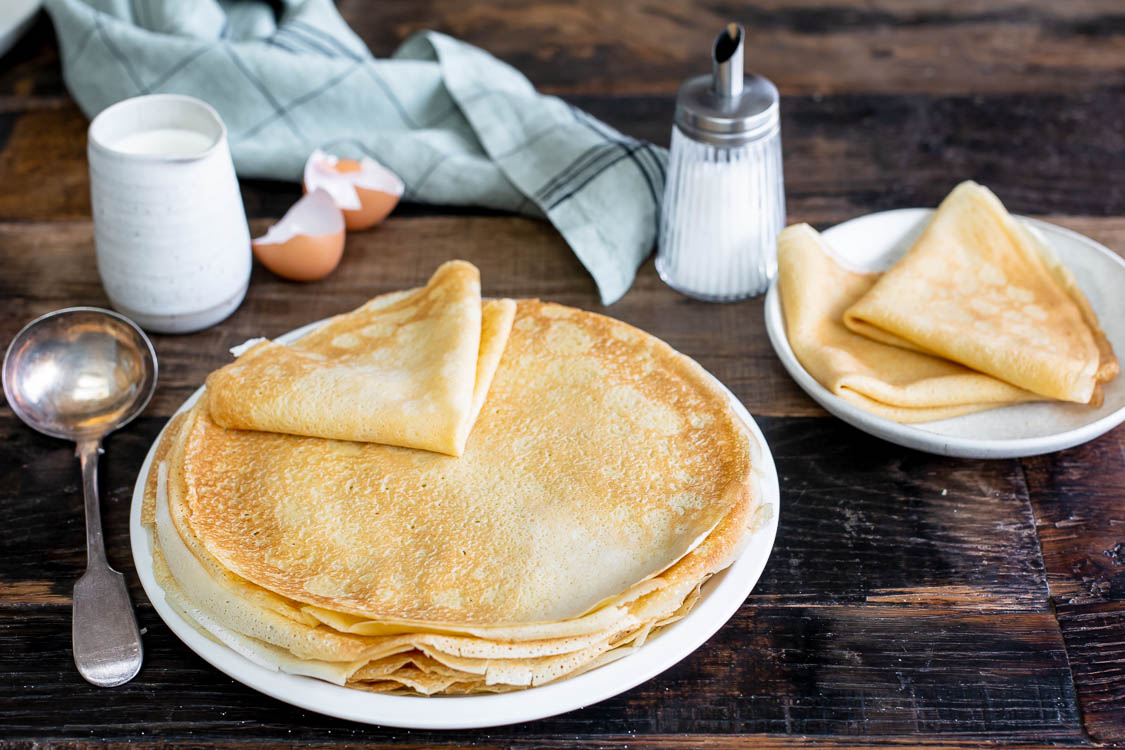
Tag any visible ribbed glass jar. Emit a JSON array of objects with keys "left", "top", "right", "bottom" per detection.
[{"left": 655, "top": 123, "right": 785, "bottom": 301}]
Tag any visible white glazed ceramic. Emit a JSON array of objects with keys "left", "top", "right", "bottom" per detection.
[
  {"left": 764, "top": 209, "right": 1125, "bottom": 458},
  {"left": 88, "top": 95, "right": 251, "bottom": 334},
  {"left": 130, "top": 318, "right": 780, "bottom": 728}
]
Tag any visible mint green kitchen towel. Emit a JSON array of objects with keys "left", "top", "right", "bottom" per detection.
[{"left": 45, "top": 0, "right": 667, "bottom": 304}]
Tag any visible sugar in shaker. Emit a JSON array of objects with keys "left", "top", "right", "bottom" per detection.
[{"left": 656, "top": 24, "right": 785, "bottom": 301}]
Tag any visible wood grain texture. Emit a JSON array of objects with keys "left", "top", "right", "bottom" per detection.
[
  {"left": 0, "top": 416, "right": 1054, "bottom": 611},
  {"left": 2, "top": 216, "right": 1120, "bottom": 422},
  {"left": 1022, "top": 428, "right": 1125, "bottom": 742},
  {"left": 6, "top": 1, "right": 1125, "bottom": 107},
  {"left": 0, "top": 743, "right": 1094, "bottom": 750},
  {"left": 5, "top": 91, "right": 1125, "bottom": 223},
  {"left": 0, "top": 605, "right": 1081, "bottom": 744},
  {"left": 1053, "top": 602, "right": 1125, "bottom": 744},
  {"left": 3, "top": 5, "right": 1124, "bottom": 224},
  {"left": 0, "top": 216, "right": 821, "bottom": 418},
  {"left": 0, "top": 418, "right": 1080, "bottom": 744},
  {"left": 1024, "top": 431, "right": 1125, "bottom": 607},
  {"left": 2, "top": 0, "right": 1125, "bottom": 745},
  {"left": 336, "top": 0, "right": 1125, "bottom": 96}
]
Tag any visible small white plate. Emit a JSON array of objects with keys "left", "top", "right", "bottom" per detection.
[
  {"left": 764, "top": 209, "right": 1125, "bottom": 459},
  {"left": 130, "top": 320, "right": 780, "bottom": 729}
]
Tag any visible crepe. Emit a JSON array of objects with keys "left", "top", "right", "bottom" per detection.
[
  {"left": 205, "top": 261, "right": 515, "bottom": 456},
  {"left": 143, "top": 299, "right": 764, "bottom": 694},
  {"left": 777, "top": 223, "right": 1041, "bottom": 422},
  {"left": 147, "top": 413, "right": 757, "bottom": 690},
  {"left": 842, "top": 182, "right": 1117, "bottom": 405},
  {"left": 184, "top": 300, "right": 755, "bottom": 624}
]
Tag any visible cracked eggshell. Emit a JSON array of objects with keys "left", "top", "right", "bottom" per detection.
[
  {"left": 251, "top": 188, "right": 346, "bottom": 282},
  {"left": 303, "top": 149, "right": 404, "bottom": 230}
]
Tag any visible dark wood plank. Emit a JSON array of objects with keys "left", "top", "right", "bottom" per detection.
[
  {"left": 0, "top": 106, "right": 91, "bottom": 221},
  {"left": 9, "top": 1, "right": 1123, "bottom": 101},
  {"left": 5, "top": 91, "right": 1125, "bottom": 223},
  {"left": 0, "top": 416, "right": 1079, "bottom": 742},
  {"left": 0, "top": 217, "right": 822, "bottom": 419},
  {"left": 0, "top": 604, "right": 1082, "bottom": 744},
  {"left": 2, "top": 215, "right": 1122, "bottom": 422},
  {"left": 1054, "top": 601, "right": 1125, "bottom": 745},
  {"left": 2, "top": 0, "right": 1123, "bottom": 745},
  {"left": 0, "top": 742, "right": 1092, "bottom": 750},
  {"left": 1022, "top": 428, "right": 1125, "bottom": 742},
  {"left": 757, "top": 419, "right": 1051, "bottom": 609},
  {"left": 1024, "top": 431, "right": 1125, "bottom": 606},
  {"left": 0, "top": 15, "right": 66, "bottom": 104},
  {"left": 337, "top": 0, "right": 1125, "bottom": 97},
  {"left": 0, "top": 599, "right": 1082, "bottom": 743},
  {"left": 0, "top": 416, "right": 1053, "bottom": 611}
]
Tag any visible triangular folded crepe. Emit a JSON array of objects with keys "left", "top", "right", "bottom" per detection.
[
  {"left": 778, "top": 223, "right": 1041, "bottom": 423},
  {"left": 205, "top": 260, "right": 516, "bottom": 456},
  {"left": 843, "top": 182, "right": 1117, "bottom": 404}
]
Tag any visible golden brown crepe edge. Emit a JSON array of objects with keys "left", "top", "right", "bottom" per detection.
[
  {"left": 840, "top": 183, "right": 1113, "bottom": 404},
  {"left": 777, "top": 223, "right": 1043, "bottom": 421},
  {"left": 203, "top": 260, "right": 485, "bottom": 451},
  {"left": 171, "top": 302, "right": 761, "bottom": 632}
]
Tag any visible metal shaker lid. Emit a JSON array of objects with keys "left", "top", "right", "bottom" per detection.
[{"left": 674, "top": 24, "right": 779, "bottom": 146}]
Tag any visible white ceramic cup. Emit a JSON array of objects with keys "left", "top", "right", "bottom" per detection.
[{"left": 88, "top": 94, "right": 251, "bottom": 334}]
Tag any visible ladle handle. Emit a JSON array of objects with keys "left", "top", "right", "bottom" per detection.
[{"left": 72, "top": 439, "right": 143, "bottom": 687}]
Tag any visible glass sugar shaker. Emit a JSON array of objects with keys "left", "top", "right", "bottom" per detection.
[{"left": 656, "top": 23, "right": 785, "bottom": 301}]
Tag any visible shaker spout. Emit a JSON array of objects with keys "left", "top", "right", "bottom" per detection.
[{"left": 712, "top": 23, "right": 744, "bottom": 98}]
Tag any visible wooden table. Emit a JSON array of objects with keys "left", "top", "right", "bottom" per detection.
[{"left": 2, "top": 2, "right": 1123, "bottom": 747}]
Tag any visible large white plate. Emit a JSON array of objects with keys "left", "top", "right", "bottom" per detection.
[
  {"left": 764, "top": 209, "right": 1125, "bottom": 458},
  {"left": 130, "top": 319, "right": 780, "bottom": 729}
]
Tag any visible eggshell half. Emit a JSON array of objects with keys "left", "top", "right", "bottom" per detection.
[
  {"left": 252, "top": 188, "right": 346, "bottom": 282},
  {"left": 303, "top": 149, "right": 404, "bottom": 230}
]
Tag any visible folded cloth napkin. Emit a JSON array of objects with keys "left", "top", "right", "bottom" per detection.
[
  {"left": 45, "top": 0, "right": 666, "bottom": 304},
  {"left": 777, "top": 223, "right": 1041, "bottom": 423}
]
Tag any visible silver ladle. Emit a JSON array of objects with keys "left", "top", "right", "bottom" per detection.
[{"left": 3, "top": 307, "right": 156, "bottom": 687}]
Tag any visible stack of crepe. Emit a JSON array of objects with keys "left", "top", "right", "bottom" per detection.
[
  {"left": 143, "top": 260, "right": 764, "bottom": 695},
  {"left": 777, "top": 182, "right": 1118, "bottom": 423}
]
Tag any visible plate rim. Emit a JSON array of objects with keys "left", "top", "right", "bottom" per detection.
[
  {"left": 129, "top": 319, "right": 781, "bottom": 729},
  {"left": 764, "top": 208, "right": 1125, "bottom": 459}
]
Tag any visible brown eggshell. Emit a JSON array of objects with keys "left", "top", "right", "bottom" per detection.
[
  {"left": 251, "top": 188, "right": 347, "bottom": 282},
  {"left": 253, "top": 230, "right": 345, "bottom": 282},
  {"left": 302, "top": 149, "right": 405, "bottom": 231},
  {"left": 300, "top": 179, "right": 400, "bottom": 230},
  {"left": 342, "top": 186, "right": 401, "bottom": 230}
]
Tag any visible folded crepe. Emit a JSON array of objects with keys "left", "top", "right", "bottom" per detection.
[
  {"left": 777, "top": 223, "right": 1041, "bottom": 422},
  {"left": 143, "top": 300, "right": 766, "bottom": 694},
  {"left": 205, "top": 260, "right": 516, "bottom": 456},
  {"left": 843, "top": 182, "right": 1117, "bottom": 405}
]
